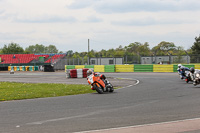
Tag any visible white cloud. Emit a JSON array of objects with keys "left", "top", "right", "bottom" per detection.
[
  {"left": 84, "top": 15, "right": 103, "bottom": 23},
  {"left": 0, "top": 0, "right": 200, "bottom": 52},
  {"left": 68, "top": 0, "right": 200, "bottom": 13}
]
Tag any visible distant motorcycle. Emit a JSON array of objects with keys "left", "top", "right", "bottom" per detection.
[
  {"left": 193, "top": 69, "right": 200, "bottom": 86},
  {"left": 185, "top": 67, "right": 195, "bottom": 83},
  {"left": 185, "top": 71, "right": 193, "bottom": 83},
  {"left": 87, "top": 72, "right": 114, "bottom": 94},
  {"left": 179, "top": 66, "right": 190, "bottom": 79}
]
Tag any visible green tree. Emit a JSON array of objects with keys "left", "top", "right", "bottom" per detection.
[
  {"left": 190, "top": 35, "right": 200, "bottom": 63},
  {"left": 152, "top": 41, "right": 176, "bottom": 55},
  {"left": 124, "top": 42, "right": 151, "bottom": 56},
  {"left": 25, "top": 44, "right": 45, "bottom": 53},
  {"left": 66, "top": 50, "right": 73, "bottom": 57},
  {"left": 45, "top": 45, "right": 58, "bottom": 53},
  {"left": 2, "top": 42, "right": 24, "bottom": 54},
  {"left": 191, "top": 35, "right": 200, "bottom": 55}
]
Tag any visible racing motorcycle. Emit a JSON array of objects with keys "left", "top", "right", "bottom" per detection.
[
  {"left": 87, "top": 73, "right": 114, "bottom": 94},
  {"left": 185, "top": 67, "right": 196, "bottom": 83},
  {"left": 185, "top": 71, "right": 192, "bottom": 83},
  {"left": 193, "top": 69, "right": 200, "bottom": 86}
]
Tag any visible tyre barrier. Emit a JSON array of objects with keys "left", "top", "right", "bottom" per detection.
[
  {"left": 67, "top": 68, "right": 89, "bottom": 78},
  {"left": 8, "top": 66, "right": 40, "bottom": 71},
  {"left": 70, "top": 69, "right": 77, "bottom": 78}
]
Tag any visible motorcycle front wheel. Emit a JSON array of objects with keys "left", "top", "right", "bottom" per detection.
[{"left": 94, "top": 84, "right": 104, "bottom": 94}]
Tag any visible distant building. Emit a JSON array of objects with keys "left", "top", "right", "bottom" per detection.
[
  {"left": 141, "top": 55, "right": 190, "bottom": 64},
  {"left": 89, "top": 57, "right": 123, "bottom": 65}
]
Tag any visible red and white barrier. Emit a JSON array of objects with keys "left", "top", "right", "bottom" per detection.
[{"left": 67, "top": 68, "right": 89, "bottom": 78}]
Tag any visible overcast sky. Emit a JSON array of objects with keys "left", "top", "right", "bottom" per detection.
[{"left": 0, "top": 0, "right": 200, "bottom": 52}]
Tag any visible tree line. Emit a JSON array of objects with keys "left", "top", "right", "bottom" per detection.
[
  {"left": 0, "top": 43, "right": 60, "bottom": 54},
  {"left": 0, "top": 35, "right": 200, "bottom": 59}
]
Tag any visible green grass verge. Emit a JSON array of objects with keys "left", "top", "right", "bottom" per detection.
[{"left": 0, "top": 82, "right": 93, "bottom": 102}]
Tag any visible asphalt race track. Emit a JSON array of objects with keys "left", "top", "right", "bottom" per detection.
[{"left": 1, "top": 72, "right": 200, "bottom": 133}]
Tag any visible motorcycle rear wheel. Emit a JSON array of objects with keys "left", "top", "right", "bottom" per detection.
[{"left": 107, "top": 84, "right": 114, "bottom": 93}]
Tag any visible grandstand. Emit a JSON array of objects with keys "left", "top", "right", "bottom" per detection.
[{"left": 0, "top": 54, "right": 66, "bottom": 65}]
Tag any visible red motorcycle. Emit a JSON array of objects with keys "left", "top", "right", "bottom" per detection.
[{"left": 87, "top": 73, "right": 114, "bottom": 94}]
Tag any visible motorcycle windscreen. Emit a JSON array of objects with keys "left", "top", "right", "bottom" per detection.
[{"left": 88, "top": 75, "right": 94, "bottom": 84}]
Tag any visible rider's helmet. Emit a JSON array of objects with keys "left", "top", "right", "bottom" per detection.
[
  {"left": 87, "top": 69, "right": 93, "bottom": 76},
  {"left": 178, "top": 64, "right": 182, "bottom": 68},
  {"left": 180, "top": 66, "right": 184, "bottom": 70},
  {"left": 190, "top": 67, "right": 195, "bottom": 74}
]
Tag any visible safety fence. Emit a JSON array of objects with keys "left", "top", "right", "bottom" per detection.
[
  {"left": 8, "top": 66, "right": 39, "bottom": 71},
  {"left": 65, "top": 64, "right": 198, "bottom": 73}
]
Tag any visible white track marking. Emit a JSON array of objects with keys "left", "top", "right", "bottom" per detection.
[
  {"left": 116, "top": 78, "right": 139, "bottom": 90},
  {"left": 74, "top": 117, "right": 200, "bottom": 133}
]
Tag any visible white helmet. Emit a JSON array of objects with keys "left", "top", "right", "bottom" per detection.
[
  {"left": 178, "top": 64, "right": 182, "bottom": 68},
  {"left": 87, "top": 69, "right": 93, "bottom": 76}
]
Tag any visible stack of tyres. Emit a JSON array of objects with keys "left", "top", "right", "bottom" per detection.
[
  {"left": 70, "top": 69, "right": 77, "bottom": 78},
  {"left": 83, "top": 68, "right": 89, "bottom": 78},
  {"left": 35, "top": 66, "right": 39, "bottom": 71},
  {"left": 66, "top": 69, "right": 71, "bottom": 78},
  {"left": 77, "top": 69, "right": 83, "bottom": 78},
  {"left": 16, "top": 66, "right": 20, "bottom": 71},
  {"left": 29, "top": 66, "right": 33, "bottom": 71},
  {"left": 25, "top": 66, "right": 29, "bottom": 71},
  {"left": 22, "top": 66, "right": 26, "bottom": 71},
  {"left": 8, "top": 66, "right": 11, "bottom": 71},
  {"left": 14, "top": 66, "right": 17, "bottom": 71}
]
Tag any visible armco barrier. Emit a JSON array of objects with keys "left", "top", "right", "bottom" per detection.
[
  {"left": 75, "top": 65, "right": 85, "bottom": 69},
  {"left": 173, "top": 64, "right": 195, "bottom": 72},
  {"left": 85, "top": 65, "right": 94, "bottom": 69},
  {"left": 65, "top": 65, "right": 75, "bottom": 72},
  {"left": 64, "top": 64, "right": 199, "bottom": 73},
  {"left": 115, "top": 65, "right": 134, "bottom": 72},
  {"left": 66, "top": 65, "right": 75, "bottom": 69},
  {"left": 184, "top": 64, "right": 195, "bottom": 69},
  {"left": 153, "top": 65, "right": 173, "bottom": 72},
  {"left": 105, "top": 65, "right": 115, "bottom": 72},
  {"left": 173, "top": 64, "right": 178, "bottom": 72},
  {"left": 134, "top": 65, "right": 153, "bottom": 72},
  {"left": 195, "top": 64, "right": 200, "bottom": 69},
  {"left": 94, "top": 65, "right": 105, "bottom": 72}
]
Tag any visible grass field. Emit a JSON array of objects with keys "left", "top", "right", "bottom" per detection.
[{"left": 0, "top": 82, "right": 93, "bottom": 101}]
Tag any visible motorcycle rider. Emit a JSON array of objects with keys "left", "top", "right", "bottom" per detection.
[
  {"left": 190, "top": 67, "right": 195, "bottom": 80},
  {"left": 177, "top": 64, "right": 182, "bottom": 74},
  {"left": 87, "top": 69, "right": 107, "bottom": 90},
  {"left": 180, "top": 66, "right": 190, "bottom": 79}
]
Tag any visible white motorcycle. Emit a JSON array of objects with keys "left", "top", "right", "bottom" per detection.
[{"left": 193, "top": 69, "right": 200, "bottom": 86}]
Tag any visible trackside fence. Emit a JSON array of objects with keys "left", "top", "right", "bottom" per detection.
[{"left": 65, "top": 64, "right": 199, "bottom": 73}]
